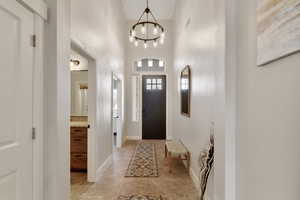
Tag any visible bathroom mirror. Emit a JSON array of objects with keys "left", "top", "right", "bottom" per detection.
[
  {"left": 71, "top": 71, "right": 88, "bottom": 116},
  {"left": 180, "top": 65, "right": 191, "bottom": 117}
]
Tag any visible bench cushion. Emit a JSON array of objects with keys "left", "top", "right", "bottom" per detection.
[{"left": 166, "top": 140, "right": 188, "bottom": 156}]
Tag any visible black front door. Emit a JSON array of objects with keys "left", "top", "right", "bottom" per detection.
[{"left": 142, "top": 75, "right": 166, "bottom": 139}]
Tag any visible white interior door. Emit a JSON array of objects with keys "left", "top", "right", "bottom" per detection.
[{"left": 0, "top": 0, "right": 34, "bottom": 199}]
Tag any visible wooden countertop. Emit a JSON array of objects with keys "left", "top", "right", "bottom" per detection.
[{"left": 70, "top": 121, "right": 89, "bottom": 128}]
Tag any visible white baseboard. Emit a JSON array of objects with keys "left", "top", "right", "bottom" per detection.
[
  {"left": 126, "top": 136, "right": 141, "bottom": 140},
  {"left": 95, "top": 154, "right": 113, "bottom": 181},
  {"left": 190, "top": 167, "right": 200, "bottom": 194},
  {"left": 126, "top": 136, "right": 172, "bottom": 140},
  {"left": 181, "top": 159, "right": 200, "bottom": 195}
]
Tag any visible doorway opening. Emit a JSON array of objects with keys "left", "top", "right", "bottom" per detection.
[
  {"left": 69, "top": 43, "right": 97, "bottom": 195},
  {"left": 70, "top": 48, "right": 89, "bottom": 184},
  {"left": 112, "top": 74, "right": 123, "bottom": 149},
  {"left": 142, "top": 75, "right": 167, "bottom": 139}
]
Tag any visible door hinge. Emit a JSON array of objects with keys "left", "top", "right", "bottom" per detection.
[
  {"left": 31, "top": 35, "right": 36, "bottom": 47},
  {"left": 32, "top": 127, "right": 36, "bottom": 140}
]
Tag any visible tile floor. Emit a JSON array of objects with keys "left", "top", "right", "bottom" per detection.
[{"left": 71, "top": 140, "right": 199, "bottom": 200}]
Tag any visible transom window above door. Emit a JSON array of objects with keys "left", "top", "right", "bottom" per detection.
[
  {"left": 134, "top": 58, "right": 165, "bottom": 72},
  {"left": 146, "top": 78, "right": 163, "bottom": 90}
]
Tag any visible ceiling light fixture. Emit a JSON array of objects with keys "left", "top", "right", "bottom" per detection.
[
  {"left": 129, "top": 0, "right": 165, "bottom": 48},
  {"left": 70, "top": 59, "right": 80, "bottom": 66}
]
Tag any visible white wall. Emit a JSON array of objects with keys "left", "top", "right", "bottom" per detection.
[
  {"left": 125, "top": 20, "right": 174, "bottom": 140},
  {"left": 43, "top": 0, "right": 126, "bottom": 198},
  {"left": 236, "top": 1, "right": 300, "bottom": 200},
  {"left": 172, "top": 1, "right": 231, "bottom": 199},
  {"left": 44, "top": 0, "right": 71, "bottom": 199},
  {"left": 71, "top": 0, "right": 126, "bottom": 174},
  {"left": 172, "top": 0, "right": 216, "bottom": 198}
]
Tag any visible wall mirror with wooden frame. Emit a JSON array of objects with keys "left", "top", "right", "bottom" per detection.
[{"left": 180, "top": 65, "right": 191, "bottom": 117}]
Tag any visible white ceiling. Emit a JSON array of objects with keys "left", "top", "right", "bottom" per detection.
[{"left": 122, "top": 0, "right": 177, "bottom": 20}]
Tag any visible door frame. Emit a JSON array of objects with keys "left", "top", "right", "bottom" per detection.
[
  {"left": 16, "top": 2, "right": 47, "bottom": 200},
  {"left": 111, "top": 73, "right": 123, "bottom": 148},
  {"left": 71, "top": 41, "right": 97, "bottom": 182},
  {"left": 32, "top": 13, "right": 45, "bottom": 200},
  {"left": 138, "top": 72, "right": 169, "bottom": 140},
  {"left": 141, "top": 74, "right": 167, "bottom": 140}
]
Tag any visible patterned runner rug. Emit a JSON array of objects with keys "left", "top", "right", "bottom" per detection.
[
  {"left": 125, "top": 143, "right": 159, "bottom": 177},
  {"left": 118, "top": 195, "right": 164, "bottom": 200}
]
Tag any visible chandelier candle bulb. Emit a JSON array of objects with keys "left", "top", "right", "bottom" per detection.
[
  {"left": 134, "top": 40, "right": 139, "bottom": 47},
  {"left": 141, "top": 24, "right": 146, "bottom": 35},
  {"left": 144, "top": 41, "right": 148, "bottom": 49},
  {"left": 153, "top": 40, "right": 158, "bottom": 48},
  {"left": 153, "top": 26, "right": 158, "bottom": 35},
  {"left": 161, "top": 32, "right": 165, "bottom": 38},
  {"left": 159, "top": 37, "right": 164, "bottom": 45},
  {"left": 132, "top": 30, "right": 136, "bottom": 37},
  {"left": 129, "top": 35, "right": 134, "bottom": 42}
]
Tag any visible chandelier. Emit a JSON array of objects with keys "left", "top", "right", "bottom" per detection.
[{"left": 129, "top": 0, "right": 165, "bottom": 48}]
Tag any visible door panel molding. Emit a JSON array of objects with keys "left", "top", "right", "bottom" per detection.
[{"left": 0, "top": 1, "right": 36, "bottom": 199}]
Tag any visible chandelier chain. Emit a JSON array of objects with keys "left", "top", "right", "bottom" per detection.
[
  {"left": 137, "top": 9, "right": 145, "bottom": 23},
  {"left": 149, "top": 10, "right": 158, "bottom": 23}
]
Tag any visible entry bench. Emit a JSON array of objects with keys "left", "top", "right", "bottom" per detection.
[{"left": 165, "top": 140, "right": 190, "bottom": 173}]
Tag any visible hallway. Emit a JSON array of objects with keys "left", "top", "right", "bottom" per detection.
[
  {"left": 71, "top": 141, "right": 198, "bottom": 200},
  {"left": 1, "top": 0, "right": 300, "bottom": 200}
]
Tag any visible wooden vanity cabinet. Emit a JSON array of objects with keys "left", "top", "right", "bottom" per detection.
[{"left": 70, "top": 127, "right": 87, "bottom": 171}]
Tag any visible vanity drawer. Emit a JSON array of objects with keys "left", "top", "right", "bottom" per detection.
[
  {"left": 71, "top": 136, "right": 87, "bottom": 153},
  {"left": 70, "top": 127, "right": 87, "bottom": 171},
  {"left": 71, "top": 127, "right": 87, "bottom": 134},
  {"left": 70, "top": 127, "right": 87, "bottom": 153},
  {"left": 71, "top": 153, "right": 87, "bottom": 171}
]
